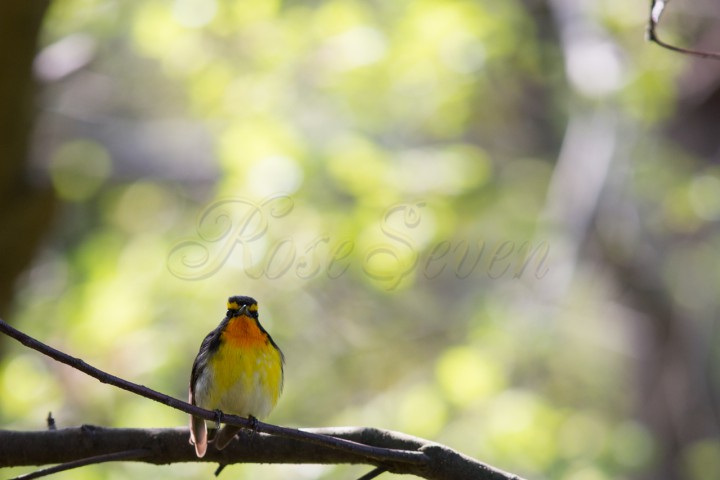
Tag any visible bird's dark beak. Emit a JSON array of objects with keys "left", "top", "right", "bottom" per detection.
[{"left": 237, "top": 305, "right": 249, "bottom": 316}]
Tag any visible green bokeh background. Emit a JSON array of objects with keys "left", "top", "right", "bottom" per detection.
[{"left": 2, "top": 1, "right": 720, "bottom": 479}]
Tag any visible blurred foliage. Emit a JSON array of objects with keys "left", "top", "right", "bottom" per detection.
[{"left": 2, "top": 0, "right": 720, "bottom": 479}]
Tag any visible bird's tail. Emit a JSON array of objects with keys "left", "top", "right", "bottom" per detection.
[{"left": 189, "top": 390, "right": 208, "bottom": 457}]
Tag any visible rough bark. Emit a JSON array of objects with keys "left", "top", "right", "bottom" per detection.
[{"left": 0, "top": 426, "right": 523, "bottom": 480}]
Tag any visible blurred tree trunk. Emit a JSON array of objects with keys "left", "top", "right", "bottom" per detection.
[
  {"left": 0, "top": 1, "right": 55, "bottom": 318},
  {"left": 598, "top": 244, "right": 719, "bottom": 480},
  {"left": 624, "top": 42, "right": 720, "bottom": 480},
  {"left": 536, "top": 0, "right": 720, "bottom": 478}
]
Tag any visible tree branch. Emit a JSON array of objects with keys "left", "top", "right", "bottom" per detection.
[
  {"left": 647, "top": 0, "right": 720, "bottom": 60},
  {"left": 9, "top": 449, "right": 151, "bottom": 480},
  {"left": 0, "top": 318, "right": 525, "bottom": 479},
  {"left": 0, "top": 318, "right": 424, "bottom": 467}
]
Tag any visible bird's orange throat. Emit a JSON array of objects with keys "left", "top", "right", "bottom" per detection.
[{"left": 221, "top": 315, "right": 268, "bottom": 348}]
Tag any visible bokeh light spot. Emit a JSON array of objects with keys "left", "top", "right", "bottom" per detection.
[
  {"left": 397, "top": 385, "right": 447, "bottom": 438},
  {"left": 49, "top": 139, "right": 112, "bottom": 202},
  {"left": 436, "top": 345, "right": 505, "bottom": 406},
  {"left": 172, "top": 0, "right": 217, "bottom": 29}
]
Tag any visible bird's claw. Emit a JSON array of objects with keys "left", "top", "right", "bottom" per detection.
[
  {"left": 248, "top": 415, "right": 259, "bottom": 431},
  {"left": 214, "top": 409, "right": 224, "bottom": 430}
]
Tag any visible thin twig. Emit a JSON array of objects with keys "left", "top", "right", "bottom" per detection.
[
  {"left": 0, "top": 318, "right": 427, "bottom": 467},
  {"left": 356, "top": 466, "right": 388, "bottom": 480},
  {"left": 46, "top": 412, "right": 56, "bottom": 431},
  {"left": 647, "top": 0, "right": 720, "bottom": 60},
  {"left": 9, "top": 449, "right": 150, "bottom": 480}
]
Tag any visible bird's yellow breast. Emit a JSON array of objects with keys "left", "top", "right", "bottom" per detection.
[{"left": 202, "top": 315, "right": 283, "bottom": 417}]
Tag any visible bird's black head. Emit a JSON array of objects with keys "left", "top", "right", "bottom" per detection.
[{"left": 226, "top": 295, "right": 258, "bottom": 317}]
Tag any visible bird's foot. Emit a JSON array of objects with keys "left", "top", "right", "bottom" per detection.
[{"left": 214, "top": 409, "right": 224, "bottom": 430}]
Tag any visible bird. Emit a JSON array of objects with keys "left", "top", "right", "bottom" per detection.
[{"left": 189, "top": 295, "right": 284, "bottom": 457}]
